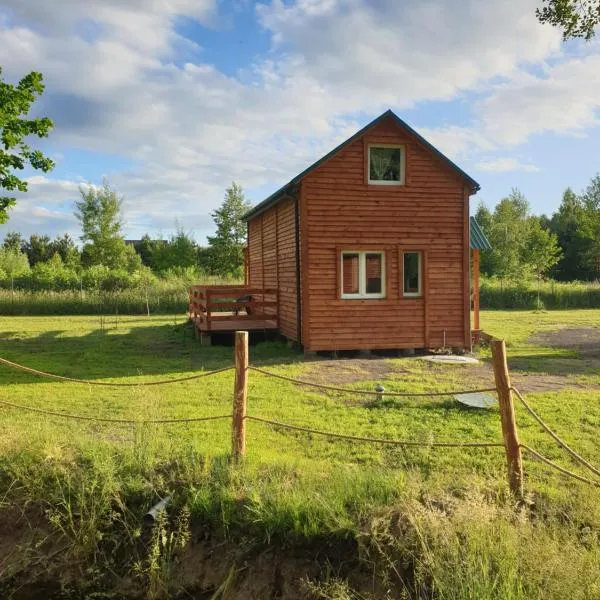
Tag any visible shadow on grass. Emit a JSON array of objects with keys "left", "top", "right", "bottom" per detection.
[
  {"left": 508, "top": 351, "right": 599, "bottom": 376},
  {"left": 0, "top": 321, "right": 303, "bottom": 384}
]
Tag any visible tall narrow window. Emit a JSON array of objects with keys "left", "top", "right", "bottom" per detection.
[
  {"left": 342, "top": 253, "right": 360, "bottom": 295},
  {"left": 403, "top": 252, "right": 422, "bottom": 297},
  {"left": 341, "top": 251, "right": 386, "bottom": 299}
]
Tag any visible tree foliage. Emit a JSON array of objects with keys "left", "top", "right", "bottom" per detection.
[
  {"left": 206, "top": 182, "right": 251, "bottom": 276},
  {"left": 149, "top": 225, "right": 198, "bottom": 273},
  {"left": 477, "top": 189, "right": 562, "bottom": 287},
  {"left": 536, "top": 0, "right": 600, "bottom": 40},
  {"left": 0, "top": 247, "right": 30, "bottom": 288},
  {"left": 74, "top": 181, "right": 139, "bottom": 271},
  {"left": 0, "top": 68, "right": 55, "bottom": 223}
]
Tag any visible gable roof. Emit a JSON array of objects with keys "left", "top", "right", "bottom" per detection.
[
  {"left": 470, "top": 217, "right": 492, "bottom": 250},
  {"left": 243, "top": 109, "right": 480, "bottom": 221}
]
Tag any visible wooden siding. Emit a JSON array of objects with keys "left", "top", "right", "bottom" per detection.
[
  {"left": 301, "top": 115, "right": 472, "bottom": 351},
  {"left": 247, "top": 198, "right": 299, "bottom": 341}
]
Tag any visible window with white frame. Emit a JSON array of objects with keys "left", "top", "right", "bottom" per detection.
[
  {"left": 403, "top": 251, "right": 422, "bottom": 297},
  {"left": 368, "top": 144, "right": 404, "bottom": 185},
  {"left": 341, "top": 251, "right": 386, "bottom": 299}
]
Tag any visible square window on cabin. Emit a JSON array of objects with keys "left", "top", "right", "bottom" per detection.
[
  {"left": 403, "top": 252, "right": 422, "bottom": 297},
  {"left": 341, "top": 251, "right": 385, "bottom": 299},
  {"left": 369, "top": 145, "right": 403, "bottom": 184}
]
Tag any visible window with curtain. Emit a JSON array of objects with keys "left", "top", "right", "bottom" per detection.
[
  {"left": 341, "top": 251, "right": 385, "bottom": 299},
  {"left": 368, "top": 145, "right": 403, "bottom": 184}
]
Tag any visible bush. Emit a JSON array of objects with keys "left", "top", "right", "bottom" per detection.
[{"left": 480, "top": 277, "right": 600, "bottom": 309}]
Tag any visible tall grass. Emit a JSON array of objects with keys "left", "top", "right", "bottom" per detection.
[
  {"left": 480, "top": 277, "right": 600, "bottom": 310},
  {"left": 0, "top": 274, "right": 240, "bottom": 315},
  {"left": 0, "top": 314, "right": 599, "bottom": 597}
]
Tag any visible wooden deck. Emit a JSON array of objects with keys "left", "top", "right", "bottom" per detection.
[{"left": 189, "top": 285, "right": 279, "bottom": 335}]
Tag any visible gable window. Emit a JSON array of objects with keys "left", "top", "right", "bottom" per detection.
[
  {"left": 403, "top": 252, "right": 422, "bottom": 297},
  {"left": 341, "top": 251, "right": 385, "bottom": 299},
  {"left": 368, "top": 145, "right": 404, "bottom": 185}
]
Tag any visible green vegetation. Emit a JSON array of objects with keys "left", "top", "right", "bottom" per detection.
[
  {"left": 0, "top": 310, "right": 599, "bottom": 597},
  {"left": 0, "top": 181, "right": 251, "bottom": 306},
  {"left": 481, "top": 276, "right": 600, "bottom": 309},
  {"left": 0, "top": 273, "right": 238, "bottom": 315},
  {"left": 476, "top": 178, "right": 600, "bottom": 285},
  {"left": 0, "top": 68, "right": 54, "bottom": 223},
  {"left": 536, "top": 0, "right": 600, "bottom": 40}
]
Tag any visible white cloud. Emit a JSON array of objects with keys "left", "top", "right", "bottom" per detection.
[
  {"left": 478, "top": 54, "right": 600, "bottom": 145},
  {"left": 0, "top": 0, "right": 598, "bottom": 242},
  {"left": 416, "top": 125, "right": 496, "bottom": 160},
  {"left": 475, "top": 157, "right": 540, "bottom": 173}
]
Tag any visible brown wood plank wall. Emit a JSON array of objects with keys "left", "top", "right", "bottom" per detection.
[
  {"left": 247, "top": 198, "right": 298, "bottom": 341},
  {"left": 301, "top": 116, "right": 472, "bottom": 351}
]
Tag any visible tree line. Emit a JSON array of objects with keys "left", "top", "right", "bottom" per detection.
[
  {"left": 0, "top": 181, "right": 251, "bottom": 292},
  {"left": 476, "top": 174, "right": 600, "bottom": 288}
]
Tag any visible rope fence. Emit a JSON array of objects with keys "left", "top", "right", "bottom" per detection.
[
  {"left": 0, "top": 356, "right": 233, "bottom": 387},
  {"left": 0, "top": 398, "right": 231, "bottom": 425},
  {"left": 249, "top": 365, "right": 497, "bottom": 397},
  {"left": 246, "top": 415, "right": 504, "bottom": 448},
  {"left": 512, "top": 386, "right": 600, "bottom": 480},
  {"left": 520, "top": 444, "right": 600, "bottom": 488},
  {"left": 1, "top": 334, "right": 600, "bottom": 494}
]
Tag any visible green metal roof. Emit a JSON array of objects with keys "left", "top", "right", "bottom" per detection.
[
  {"left": 470, "top": 216, "right": 492, "bottom": 250},
  {"left": 243, "top": 109, "right": 480, "bottom": 221}
]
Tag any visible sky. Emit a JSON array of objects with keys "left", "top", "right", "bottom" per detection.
[{"left": 1, "top": 0, "right": 599, "bottom": 244}]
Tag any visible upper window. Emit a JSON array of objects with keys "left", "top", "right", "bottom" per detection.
[
  {"left": 341, "top": 251, "right": 386, "bottom": 299},
  {"left": 368, "top": 145, "right": 404, "bottom": 185},
  {"left": 403, "top": 252, "right": 422, "bottom": 297}
]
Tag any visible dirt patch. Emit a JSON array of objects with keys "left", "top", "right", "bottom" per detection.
[
  {"left": 529, "top": 327, "right": 600, "bottom": 358},
  {"left": 464, "top": 361, "right": 598, "bottom": 393},
  {"left": 303, "top": 353, "right": 598, "bottom": 395},
  {"left": 303, "top": 357, "right": 398, "bottom": 385}
]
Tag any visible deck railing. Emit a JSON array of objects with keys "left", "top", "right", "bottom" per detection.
[{"left": 188, "top": 285, "right": 278, "bottom": 332}]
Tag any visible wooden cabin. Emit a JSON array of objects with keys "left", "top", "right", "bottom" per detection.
[{"left": 190, "top": 109, "right": 485, "bottom": 352}]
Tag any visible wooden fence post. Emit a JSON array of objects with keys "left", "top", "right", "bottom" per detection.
[
  {"left": 491, "top": 339, "right": 524, "bottom": 498},
  {"left": 232, "top": 331, "right": 249, "bottom": 462}
]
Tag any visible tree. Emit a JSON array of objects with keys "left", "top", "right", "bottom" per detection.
[
  {"left": 135, "top": 234, "right": 157, "bottom": 267},
  {"left": 485, "top": 189, "right": 532, "bottom": 289},
  {"left": 0, "top": 68, "right": 55, "bottom": 223},
  {"left": 149, "top": 225, "right": 197, "bottom": 272},
  {"left": 206, "top": 182, "right": 252, "bottom": 276},
  {"left": 2, "top": 231, "right": 24, "bottom": 252},
  {"left": 23, "top": 234, "right": 53, "bottom": 266},
  {"left": 74, "top": 181, "right": 132, "bottom": 270},
  {"left": 536, "top": 0, "right": 600, "bottom": 40},
  {"left": 0, "top": 247, "right": 30, "bottom": 295},
  {"left": 49, "top": 233, "right": 80, "bottom": 268},
  {"left": 522, "top": 218, "right": 562, "bottom": 303},
  {"left": 579, "top": 174, "right": 600, "bottom": 278},
  {"left": 549, "top": 188, "right": 590, "bottom": 280}
]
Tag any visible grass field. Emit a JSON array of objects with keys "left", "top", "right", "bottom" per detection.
[{"left": 0, "top": 310, "right": 599, "bottom": 598}]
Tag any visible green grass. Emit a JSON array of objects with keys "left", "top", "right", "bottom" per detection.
[{"left": 0, "top": 312, "right": 599, "bottom": 598}]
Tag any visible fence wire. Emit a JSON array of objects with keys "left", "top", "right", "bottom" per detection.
[
  {"left": 249, "top": 366, "right": 497, "bottom": 398},
  {"left": 0, "top": 356, "right": 233, "bottom": 386},
  {"left": 512, "top": 386, "right": 600, "bottom": 480},
  {"left": 0, "top": 398, "right": 231, "bottom": 425},
  {"left": 1, "top": 353, "right": 600, "bottom": 489}
]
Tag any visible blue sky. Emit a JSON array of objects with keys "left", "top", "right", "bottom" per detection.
[{"left": 1, "top": 0, "right": 599, "bottom": 243}]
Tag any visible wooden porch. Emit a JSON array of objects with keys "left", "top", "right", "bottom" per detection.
[{"left": 188, "top": 285, "right": 278, "bottom": 337}]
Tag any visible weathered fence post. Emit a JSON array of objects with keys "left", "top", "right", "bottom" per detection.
[
  {"left": 491, "top": 339, "right": 524, "bottom": 498},
  {"left": 232, "top": 331, "right": 249, "bottom": 462}
]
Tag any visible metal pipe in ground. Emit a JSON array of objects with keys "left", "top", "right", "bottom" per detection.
[{"left": 143, "top": 496, "right": 172, "bottom": 526}]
